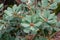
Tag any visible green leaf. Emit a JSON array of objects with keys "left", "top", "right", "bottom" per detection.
[
  {"left": 21, "top": 0, "right": 27, "bottom": 2},
  {"left": 48, "top": 13, "right": 55, "bottom": 20},
  {"left": 22, "top": 15, "right": 31, "bottom": 23},
  {"left": 23, "top": 28, "right": 30, "bottom": 33},
  {"left": 38, "top": 2, "right": 41, "bottom": 7},
  {"left": 0, "top": 24, "right": 5, "bottom": 30},
  {"left": 30, "top": 27, "right": 38, "bottom": 34},
  {"left": 12, "top": 5, "right": 17, "bottom": 12},
  {"left": 0, "top": 32, "right": 3, "bottom": 38},
  {"left": 36, "top": 9, "right": 41, "bottom": 16},
  {"left": 30, "top": 27, "right": 35, "bottom": 31},
  {"left": 31, "top": 30, "right": 37, "bottom": 34},
  {"left": 32, "top": 15, "right": 38, "bottom": 23},
  {"left": 3, "top": 13, "right": 13, "bottom": 20},
  {"left": 20, "top": 37, "right": 26, "bottom": 40},
  {"left": 0, "top": 4, "right": 3, "bottom": 9},
  {"left": 56, "top": 21, "right": 60, "bottom": 27},
  {"left": 35, "top": 22, "right": 42, "bottom": 27},
  {"left": 47, "top": 27, "right": 53, "bottom": 31},
  {"left": 49, "top": 2, "right": 57, "bottom": 9},
  {"left": 7, "top": 7, "right": 12, "bottom": 12},
  {"left": 42, "top": 23, "right": 50, "bottom": 29},
  {"left": 48, "top": 20, "right": 57, "bottom": 24},
  {"left": 54, "top": 0, "right": 60, "bottom": 3},
  {"left": 54, "top": 27, "right": 60, "bottom": 31},
  {"left": 43, "top": 9, "right": 50, "bottom": 18},
  {"left": 15, "top": 37, "right": 19, "bottom": 40},
  {"left": 16, "top": 4, "right": 22, "bottom": 12},
  {"left": 35, "top": 36, "right": 47, "bottom": 40},
  {"left": 42, "top": 0, "right": 48, "bottom": 7},
  {"left": 4, "top": 10, "right": 13, "bottom": 16},
  {"left": 21, "top": 23, "right": 29, "bottom": 27}
]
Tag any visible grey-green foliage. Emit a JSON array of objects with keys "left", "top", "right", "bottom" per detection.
[
  {"left": 0, "top": 3, "right": 3, "bottom": 15},
  {"left": 0, "top": 4, "right": 3, "bottom": 9},
  {"left": 3, "top": 4, "right": 23, "bottom": 20},
  {"left": 0, "top": 0, "right": 60, "bottom": 40},
  {"left": 35, "top": 36, "right": 47, "bottom": 40}
]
